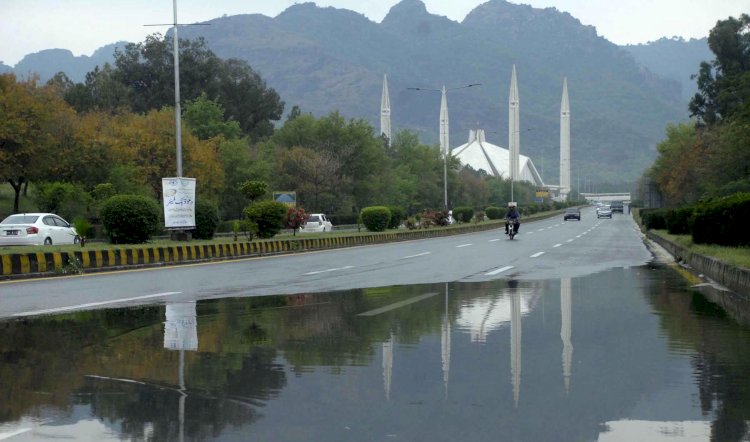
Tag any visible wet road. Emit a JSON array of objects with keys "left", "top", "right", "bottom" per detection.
[
  {"left": 3, "top": 264, "right": 750, "bottom": 441},
  {"left": 0, "top": 208, "right": 649, "bottom": 318}
]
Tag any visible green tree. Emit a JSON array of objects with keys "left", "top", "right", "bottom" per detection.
[
  {"left": 689, "top": 14, "right": 750, "bottom": 124},
  {"left": 0, "top": 74, "right": 76, "bottom": 212},
  {"left": 183, "top": 93, "right": 241, "bottom": 140}
]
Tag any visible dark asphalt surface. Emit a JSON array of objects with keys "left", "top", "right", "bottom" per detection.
[{"left": 0, "top": 207, "right": 652, "bottom": 318}]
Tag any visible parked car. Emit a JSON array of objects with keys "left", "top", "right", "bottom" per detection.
[
  {"left": 0, "top": 213, "right": 79, "bottom": 246},
  {"left": 300, "top": 213, "right": 333, "bottom": 233},
  {"left": 596, "top": 206, "right": 612, "bottom": 219},
  {"left": 563, "top": 208, "right": 581, "bottom": 221}
]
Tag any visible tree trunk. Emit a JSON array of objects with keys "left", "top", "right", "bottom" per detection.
[{"left": 8, "top": 177, "right": 24, "bottom": 213}]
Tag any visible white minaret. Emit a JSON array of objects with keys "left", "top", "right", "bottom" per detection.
[
  {"left": 508, "top": 65, "right": 520, "bottom": 182},
  {"left": 381, "top": 74, "right": 391, "bottom": 146},
  {"left": 561, "top": 278, "right": 573, "bottom": 394},
  {"left": 439, "top": 85, "right": 449, "bottom": 156},
  {"left": 560, "top": 77, "right": 571, "bottom": 199}
]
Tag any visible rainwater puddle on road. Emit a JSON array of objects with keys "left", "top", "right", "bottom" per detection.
[{"left": 2, "top": 265, "right": 750, "bottom": 441}]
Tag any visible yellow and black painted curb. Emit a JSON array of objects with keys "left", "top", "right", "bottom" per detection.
[{"left": 0, "top": 210, "right": 564, "bottom": 279}]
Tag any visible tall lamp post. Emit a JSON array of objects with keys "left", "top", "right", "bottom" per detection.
[{"left": 408, "top": 83, "right": 481, "bottom": 210}]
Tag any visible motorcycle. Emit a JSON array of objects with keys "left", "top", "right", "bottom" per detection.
[{"left": 506, "top": 218, "right": 520, "bottom": 240}]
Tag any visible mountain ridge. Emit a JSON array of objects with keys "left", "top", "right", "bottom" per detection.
[{"left": 4, "top": 0, "right": 708, "bottom": 184}]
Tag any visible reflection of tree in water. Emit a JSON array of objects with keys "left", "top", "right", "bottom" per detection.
[
  {"left": 649, "top": 286, "right": 750, "bottom": 442},
  {"left": 81, "top": 347, "right": 284, "bottom": 441}
]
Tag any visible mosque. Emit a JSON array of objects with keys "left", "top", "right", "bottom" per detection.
[{"left": 380, "top": 66, "right": 571, "bottom": 200}]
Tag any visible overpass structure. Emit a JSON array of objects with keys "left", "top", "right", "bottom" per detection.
[{"left": 581, "top": 193, "right": 631, "bottom": 203}]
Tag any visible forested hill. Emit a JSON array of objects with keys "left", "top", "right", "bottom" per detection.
[
  {"left": 623, "top": 37, "right": 711, "bottom": 102},
  {"left": 6, "top": 0, "right": 704, "bottom": 184},
  {"left": 173, "top": 0, "right": 686, "bottom": 183}
]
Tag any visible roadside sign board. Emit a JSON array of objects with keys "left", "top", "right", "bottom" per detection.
[{"left": 162, "top": 177, "right": 196, "bottom": 229}]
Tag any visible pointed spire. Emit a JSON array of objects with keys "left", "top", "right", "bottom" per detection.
[
  {"left": 508, "top": 65, "right": 520, "bottom": 181},
  {"left": 440, "top": 85, "right": 449, "bottom": 156},
  {"left": 381, "top": 73, "right": 391, "bottom": 146},
  {"left": 560, "top": 77, "right": 571, "bottom": 198}
]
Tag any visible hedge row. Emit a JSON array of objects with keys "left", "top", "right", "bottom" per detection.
[{"left": 640, "top": 192, "right": 750, "bottom": 246}]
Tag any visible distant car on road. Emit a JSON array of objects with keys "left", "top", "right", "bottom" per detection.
[
  {"left": 300, "top": 213, "right": 333, "bottom": 233},
  {"left": 610, "top": 201, "right": 624, "bottom": 213},
  {"left": 0, "top": 213, "right": 79, "bottom": 246},
  {"left": 563, "top": 208, "right": 581, "bottom": 221},
  {"left": 596, "top": 206, "right": 612, "bottom": 219}
]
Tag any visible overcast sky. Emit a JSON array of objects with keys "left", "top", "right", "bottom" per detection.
[{"left": 1, "top": 0, "right": 746, "bottom": 66}]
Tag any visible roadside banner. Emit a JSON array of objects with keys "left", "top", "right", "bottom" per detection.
[{"left": 162, "top": 177, "right": 196, "bottom": 229}]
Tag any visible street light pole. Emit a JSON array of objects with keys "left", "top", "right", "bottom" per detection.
[{"left": 408, "top": 83, "right": 481, "bottom": 210}]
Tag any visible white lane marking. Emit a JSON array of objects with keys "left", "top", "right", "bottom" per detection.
[
  {"left": 489, "top": 239, "right": 501, "bottom": 242},
  {"left": 401, "top": 252, "right": 431, "bottom": 259},
  {"left": 0, "top": 429, "right": 32, "bottom": 440},
  {"left": 357, "top": 292, "right": 438, "bottom": 316},
  {"left": 566, "top": 239, "right": 574, "bottom": 242},
  {"left": 486, "top": 265, "right": 514, "bottom": 276},
  {"left": 553, "top": 243, "right": 562, "bottom": 248},
  {"left": 456, "top": 244, "right": 473, "bottom": 248},
  {"left": 576, "top": 235, "right": 582, "bottom": 238},
  {"left": 12, "top": 292, "right": 182, "bottom": 317},
  {"left": 530, "top": 252, "right": 545, "bottom": 258},
  {"left": 305, "top": 265, "right": 354, "bottom": 275},
  {"left": 537, "top": 228, "right": 544, "bottom": 232},
  {"left": 526, "top": 232, "right": 533, "bottom": 235}
]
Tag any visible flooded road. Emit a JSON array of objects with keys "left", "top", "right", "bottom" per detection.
[{"left": 2, "top": 264, "right": 750, "bottom": 441}]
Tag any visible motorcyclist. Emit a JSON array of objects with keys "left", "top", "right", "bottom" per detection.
[{"left": 505, "top": 203, "right": 521, "bottom": 235}]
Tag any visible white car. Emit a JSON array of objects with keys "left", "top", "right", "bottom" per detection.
[
  {"left": 300, "top": 213, "right": 333, "bottom": 233},
  {"left": 0, "top": 213, "right": 79, "bottom": 246}
]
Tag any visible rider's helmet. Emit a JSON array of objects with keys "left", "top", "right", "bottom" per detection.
[{"left": 507, "top": 202, "right": 517, "bottom": 208}]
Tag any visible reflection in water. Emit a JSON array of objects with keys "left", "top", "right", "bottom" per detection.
[
  {"left": 382, "top": 332, "right": 393, "bottom": 401},
  {"left": 510, "top": 284, "right": 522, "bottom": 408},
  {"left": 6, "top": 267, "right": 750, "bottom": 440},
  {"left": 561, "top": 278, "right": 573, "bottom": 394},
  {"left": 441, "top": 283, "right": 451, "bottom": 400},
  {"left": 163, "top": 302, "right": 198, "bottom": 442}
]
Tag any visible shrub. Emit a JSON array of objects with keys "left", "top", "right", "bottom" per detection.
[
  {"left": 405, "top": 217, "right": 418, "bottom": 230},
  {"left": 485, "top": 206, "right": 503, "bottom": 220},
  {"left": 665, "top": 207, "right": 694, "bottom": 235},
  {"left": 640, "top": 208, "right": 669, "bottom": 230},
  {"left": 100, "top": 194, "right": 161, "bottom": 244},
  {"left": 286, "top": 207, "right": 309, "bottom": 235},
  {"left": 387, "top": 206, "right": 406, "bottom": 229},
  {"left": 452, "top": 206, "right": 473, "bottom": 223},
  {"left": 244, "top": 200, "right": 287, "bottom": 238},
  {"left": 193, "top": 200, "right": 219, "bottom": 240},
  {"left": 691, "top": 193, "right": 750, "bottom": 246},
  {"left": 360, "top": 206, "right": 392, "bottom": 232},
  {"left": 474, "top": 210, "right": 486, "bottom": 223},
  {"left": 329, "top": 214, "right": 360, "bottom": 225},
  {"left": 33, "top": 181, "right": 91, "bottom": 221},
  {"left": 419, "top": 209, "right": 450, "bottom": 227}
]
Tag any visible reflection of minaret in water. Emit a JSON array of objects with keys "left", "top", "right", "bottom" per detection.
[
  {"left": 164, "top": 302, "right": 198, "bottom": 442},
  {"left": 382, "top": 332, "right": 393, "bottom": 400},
  {"left": 561, "top": 278, "right": 573, "bottom": 394},
  {"left": 510, "top": 290, "right": 522, "bottom": 408},
  {"left": 441, "top": 283, "right": 451, "bottom": 400}
]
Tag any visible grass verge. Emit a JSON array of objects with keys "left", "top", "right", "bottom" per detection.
[{"left": 652, "top": 230, "right": 750, "bottom": 270}]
